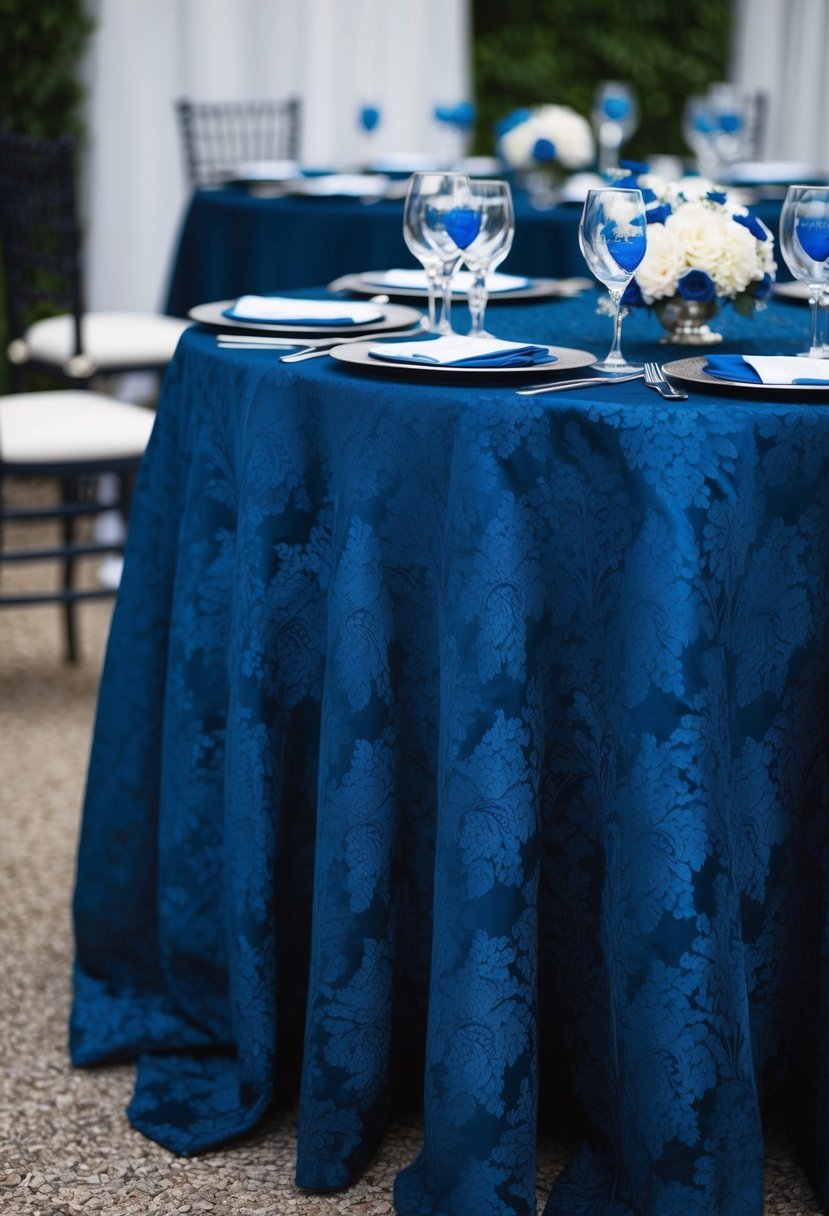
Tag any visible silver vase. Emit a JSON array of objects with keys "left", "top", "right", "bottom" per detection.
[{"left": 657, "top": 297, "right": 723, "bottom": 345}]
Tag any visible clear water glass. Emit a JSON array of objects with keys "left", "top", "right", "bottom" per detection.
[
  {"left": 779, "top": 185, "right": 829, "bottom": 358},
  {"left": 592, "top": 81, "right": 638, "bottom": 175},
  {"left": 579, "top": 187, "right": 647, "bottom": 374},
  {"left": 403, "top": 172, "right": 477, "bottom": 334},
  {"left": 460, "top": 179, "right": 515, "bottom": 337}
]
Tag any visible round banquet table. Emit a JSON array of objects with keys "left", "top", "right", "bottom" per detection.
[
  {"left": 163, "top": 186, "right": 788, "bottom": 320},
  {"left": 72, "top": 290, "right": 829, "bottom": 1216}
]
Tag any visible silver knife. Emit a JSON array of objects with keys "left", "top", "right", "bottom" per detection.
[{"left": 516, "top": 372, "right": 643, "bottom": 396}]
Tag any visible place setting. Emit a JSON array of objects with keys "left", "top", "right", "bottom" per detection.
[{"left": 324, "top": 170, "right": 598, "bottom": 383}]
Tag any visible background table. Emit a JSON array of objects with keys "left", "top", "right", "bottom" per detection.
[
  {"left": 72, "top": 292, "right": 829, "bottom": 1216},
  {"left": 163, "top": 186, "right": 787, "bottom": 319}
]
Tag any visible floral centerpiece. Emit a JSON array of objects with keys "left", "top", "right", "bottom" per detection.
[
  {"left": 613, "top": 164, "right": 776, "bottom": 344},
  {"left": 497, "top": 105, "right": 594, "bottom": 204}
]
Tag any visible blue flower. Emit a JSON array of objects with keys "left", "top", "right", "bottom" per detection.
[
  {"left": 494, "top": 107, "right": 531, "bottom": 137},
  {"left": 622, "top": 278, "right": 644, "bottom": 307},
  {"left": 706, "top": 190, "right": 727, "bottom": 204},
  {"left": 359, "top": 106, "right": 380, "bottom": 132},
  {"left": 532, "top": 137, "right": 556, "bottom": 163},
  {"left": 647, "top": 203, "right": 672, "bottom": 225},
  {"left": 678, "top": 270, "right": 716, "bottom": 303},
  {"left": 434, "top": 101, "right": 476, "bottom": 130},
  {"left": 751, "top": 272, "right": 772, "bottom": 299},
  {"left": 732, "top": 213, "right": 767, "bottom": 241},
  {"left": 620, "top": 159, "right": 650, "bottom": 175}
]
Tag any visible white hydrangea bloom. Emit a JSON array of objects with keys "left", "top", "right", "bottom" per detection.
[{"left": 499, "top": 104, "right": 594, "bottom": 170}]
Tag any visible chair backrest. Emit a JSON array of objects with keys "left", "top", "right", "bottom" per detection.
[
  {"left": 175, "top": 97, "right": 302, "bottom": 188},
  {"left": 0, "top": 129, "right": 85, "bottom": 357}
]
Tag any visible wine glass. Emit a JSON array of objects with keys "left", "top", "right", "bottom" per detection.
[
  {"left": 592, "top": 81, "right": 638, "bottom": 175},
  {"left": 779, "top": 185, "right": 829, "bottom": 357},
  {"left": 460, "top": 179, "right": 515, "bottom": 337},
  {"left": 579, "top": 187, "right": 647, "bottom": 373},
  {"left": 403, "top": 172, "right": 478, "bottom": 334}
]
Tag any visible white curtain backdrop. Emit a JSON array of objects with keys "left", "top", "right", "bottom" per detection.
[
  {"left": 81, "top": 0, "right": 471, "bottom": 313},
  {"left": 730, "top": 0, "right": 829, "bottom": 169}
]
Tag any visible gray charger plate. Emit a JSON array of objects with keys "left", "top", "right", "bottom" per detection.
[
  {"left": 189, "top": 299, "right": 423, "bottom": 338},
  {"left": 329, "top": 341, "right": 596, "bottom": 382},
  {"left": 328, "top": 272, "right": 593, "bottom": 303},
  {"left": 663, "top": 356, "right": 829, "bottom": 396}
]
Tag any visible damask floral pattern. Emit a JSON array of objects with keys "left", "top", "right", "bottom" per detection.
[{"left": 72, "top": 297, "right": 829, "bottom": 1216}]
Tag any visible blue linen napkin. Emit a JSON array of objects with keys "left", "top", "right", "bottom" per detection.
[
  {"left": 222, "top": 295, "right": 383, "bottom": 326},
  {"left": 368, "top": 335, "right": 556, "bottom": 368},
  {"left": 705, "top": 354, "right": 829, "bottom": 385}
]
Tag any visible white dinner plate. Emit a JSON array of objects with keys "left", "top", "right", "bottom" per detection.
[
  {"left": 329, "top": 341, "right": 596, "bottom": 381},
  {"left": 328, "top": 271, "right": 592, "bottom": 303},
  {"left": 662, "top": 356, "right": 829, "bottom": 396},
  {"left": 189, "top": 299, "right": 424, "bottom": 338}
]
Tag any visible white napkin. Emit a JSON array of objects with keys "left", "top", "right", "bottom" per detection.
[
  {"left": 365, "top": 269, "right": 530, "bottom": 293},
  {"left": 368, "top": 334, "right": 552, "bottom": 367},
  {"left": 297, "top": 174, "right": 389, "bottom": 197},
  {"left": 743, "top": 355, "right": 829, "bottom": 384},
  {"left": 225, "top": 296, "right": 383, "bottom": 324}
]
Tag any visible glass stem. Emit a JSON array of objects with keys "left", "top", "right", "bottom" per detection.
[
  {"left": 438, "top": 266, "right": 454, "bottom": 334},
  {"left": 425, "top": 269, "right": 438, "bottom": 331},
  {"left": 809, "top": 287, "right": 823, "bottom": 356},
  {"left": 605, "top": 287, "right": 625, "bottom": 364},
  {"left": 467, "top": 273, "right": 488, "bottom": 336}
]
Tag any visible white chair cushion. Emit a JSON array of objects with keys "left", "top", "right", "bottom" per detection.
[
  {"left": 23, "top": 312, "right": 190, "bottom": 369},
  {"left": 0, "top": 391, "right": 155, "bottom": 464}
]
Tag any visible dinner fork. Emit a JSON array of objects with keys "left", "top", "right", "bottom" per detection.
[{"left": 643, "top": 361, "right": 688, "bottom": 400}]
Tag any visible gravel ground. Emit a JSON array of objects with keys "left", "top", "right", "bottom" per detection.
[{"left": 0, "top": 480, "right": 822, "bottom": 1215}]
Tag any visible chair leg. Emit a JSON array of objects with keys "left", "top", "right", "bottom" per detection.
[{"left": 62, "top": 477, "right": 79, "bottom": 664}]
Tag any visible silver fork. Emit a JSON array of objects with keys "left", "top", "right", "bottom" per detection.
[{"left": 643, "top": 361, "right": 688, "bottom": 400}]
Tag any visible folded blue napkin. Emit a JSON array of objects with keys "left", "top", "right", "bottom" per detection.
[
  {"left": 368, "top": 335, "right": 555, "bottom": 368},
  {"left": 222, "top": 295, "right": 383, "bottom": 326},
  {"left": 705, "top": 354, "right": 829, "bottom": 385}
]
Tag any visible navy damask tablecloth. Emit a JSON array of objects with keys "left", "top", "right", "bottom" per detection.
[{"left": 72, "top": 293, "right": 829, "bottom": 1216}]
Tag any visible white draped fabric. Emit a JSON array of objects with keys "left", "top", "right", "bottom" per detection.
[
  {"left": 730, "top": 0, "right": 829, "bottom": 169},
  {"left": 81, "top": 0, "right": 471, "bottom": 313}
]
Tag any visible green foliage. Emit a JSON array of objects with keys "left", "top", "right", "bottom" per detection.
[
  {"left": 0, "top": 1, "right": 94, "bottom": 392},
  {"left": 472, "top": 0, "right": 732, "bottom": 161},
  {"left": 0, "top": 0, "right": 95, "bottom": 137}
]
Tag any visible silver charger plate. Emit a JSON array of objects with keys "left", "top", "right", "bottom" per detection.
[
  {"left": 189, "top": 299, "right": 424, "bottom": 338},
  {"left": 328, "top": 272, "right": 593, "bottom": 303},
  {"left": 771, "top": 281, "right": 811, "bottom": 304},
  {"left": 662, "top": 356, "right": 829, "bottom": 397},
  {"left": 329, "top": 341, "right": 596, "bottom": 381}
]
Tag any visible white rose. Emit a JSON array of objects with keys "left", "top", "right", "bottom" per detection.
[
  {"left": 634, "top": 222, "right": 686, "bottom": 301},
  {"left": 712, "top": 219, "right": 761, "bottom": 295},
  {"left": 666, "top": 203, "right": 726, "bottom": 270}
]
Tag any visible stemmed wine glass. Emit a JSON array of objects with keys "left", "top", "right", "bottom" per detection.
[
  {"left": 779, "top": 185, "right": 829, "bottom": 358},
  {"left": 460, "top": 179, "right": 515, "bottom": 337},
  {"left": 579, "top": 187, "right": 647, "bottom": 373},
  {"left": 403, "top": 172, "right": 479, "bottom": 334},
  {"left": 592, "top": 82, "right": 638, "bottom": 175}
]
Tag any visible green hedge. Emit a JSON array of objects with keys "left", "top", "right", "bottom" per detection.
[
  {"left": 472, "top": 0, "right": 732, "bottom": 162},
  {"left": 0, "top": 0, "right": 95, "bottom": 137}
]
